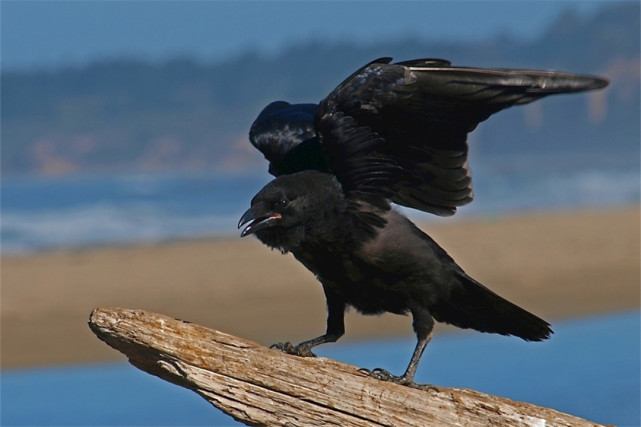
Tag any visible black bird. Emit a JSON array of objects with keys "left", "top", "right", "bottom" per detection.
[{"left": 238, "top": 57, "right": 608, "bottom": 387}]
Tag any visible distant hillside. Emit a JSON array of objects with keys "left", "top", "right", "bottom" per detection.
[{"left": 2, "top": 2, "right": 639, "bottom": 176}]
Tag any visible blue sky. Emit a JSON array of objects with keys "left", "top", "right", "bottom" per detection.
[{"left": 2, "top": 1, "right": 614, "bottom": 71}]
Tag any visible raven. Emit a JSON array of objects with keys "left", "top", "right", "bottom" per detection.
[{"left": 238, "top": 57, "right": 608, "bottom": 388}]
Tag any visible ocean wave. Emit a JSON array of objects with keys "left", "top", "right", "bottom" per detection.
[
  {"left": 2, "top": 167, "right": 638, "bottom": 254},
  {"left": 467, "top": 168, "right": 640, "bottom": 214},
  {"left": 1, "top": 203, "right": 239, "bottom": 255}
]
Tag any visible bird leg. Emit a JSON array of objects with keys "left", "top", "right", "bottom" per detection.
[
  {"left": 271, "top": 295, "right": 345, "bottom": 358},
  {"left": 271, "top": 332, "right": 343, "bottom": 357},
  {"left": 359, "top": 331, "right": 437, "bottom": 391},
  {"left": 361, "top": 309, "right": 438, "bottom": 391}
]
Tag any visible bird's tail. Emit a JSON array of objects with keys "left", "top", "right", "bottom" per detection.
[{"left": 431, "top": 273, "right": 552, "bottom": 341}]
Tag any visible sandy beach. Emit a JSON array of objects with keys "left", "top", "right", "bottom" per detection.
[{"left": 2, "top": 206, "right": 639, "bottom": 370}]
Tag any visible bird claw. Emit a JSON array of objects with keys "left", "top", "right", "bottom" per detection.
[
  {"left": 270, "top": 341, "right": 317, "bottom": 357},
  {"left": 360, "top": 367, "right": 398, "bottom": 382},
  {"left": 358, "top": 368, "right": 439, "bottom": 392}
]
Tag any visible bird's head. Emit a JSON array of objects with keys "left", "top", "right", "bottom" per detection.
[{"left": 238, "top": 171, "right": 346, "bottom": 253}]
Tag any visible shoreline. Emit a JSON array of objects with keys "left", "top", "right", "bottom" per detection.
[
  {"left": 2, "top": 206, "right": 639, "bottom": 369},
  {"left": 2, "top": 204, "right": 635, "bottom": 259}
]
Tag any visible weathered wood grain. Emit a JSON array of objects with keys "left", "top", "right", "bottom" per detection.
[{"left": 88, "top": 307, "right": 606, "bottom": 427}]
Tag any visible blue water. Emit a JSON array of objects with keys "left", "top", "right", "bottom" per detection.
[
  {"left": 1, "top": 150, "right": 639, "bottom": 254},
  {"left": 0, "top": 171, "right": 270, "bottom": 254},
  {"left": 2, "top": 311, "right": 639, "bottom": 426}
]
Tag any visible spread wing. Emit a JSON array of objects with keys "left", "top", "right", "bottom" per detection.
[
  {"left": 315, "top": 57, "right": 608, "bottom": 215},
  {"left": 249, "top": 57, "right": 609, "bottom": 216}
]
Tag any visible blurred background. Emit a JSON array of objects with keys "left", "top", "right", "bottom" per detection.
[{"left": 1, "top": 1, "right": 639, "bottom": 426}]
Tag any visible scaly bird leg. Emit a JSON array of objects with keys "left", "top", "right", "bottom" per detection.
[
  {"left": 271, "top": 294, "right": 345, "bottom": 357},
  {"left": 362, "top": 308, "right": 439, "bottom": 391},
  {"left": 271, "top": 331, "right": 343, "bottom": 357}
]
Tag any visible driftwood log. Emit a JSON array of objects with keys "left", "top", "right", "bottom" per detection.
[{"left": 88, "top": 307, "right": 606, "bottom": 427}]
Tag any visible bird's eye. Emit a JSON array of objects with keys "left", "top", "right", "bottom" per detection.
[{"left": 277, "top": 199, "right": 289, "bottom": 208}]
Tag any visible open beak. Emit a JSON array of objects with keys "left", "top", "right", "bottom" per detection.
[{"left": 238, "top": 208, "right": 282, "bottom": 237}]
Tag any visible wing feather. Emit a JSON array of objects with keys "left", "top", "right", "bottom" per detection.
[
  {"left": 249, "top": 57, "right": 608, "bottom": 216},
  {"left": 315, "top": 58, "right": 608, "bottom": 215}
]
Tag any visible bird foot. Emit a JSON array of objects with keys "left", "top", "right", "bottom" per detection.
[
  {"left": 270, "top": 341, "right": 317, "bottom": 357},
  {"left": 358, "top": 368, "right": 439, "bottom": 392}
]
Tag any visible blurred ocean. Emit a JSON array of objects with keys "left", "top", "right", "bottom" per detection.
[{"left": 1, "top": 152, "right": 639, "bottom": 255}]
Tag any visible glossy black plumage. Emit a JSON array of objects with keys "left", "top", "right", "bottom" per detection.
[
  {"left": 250, "top": 57, "right": 608, "bottom": 216},
  {"left": 240, "top": 57, "right": 608, "bottom": 387}
]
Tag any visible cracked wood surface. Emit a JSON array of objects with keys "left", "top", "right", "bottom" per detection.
[{"left": 88, "top": 307, "right": 606, "bottom": 427}]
